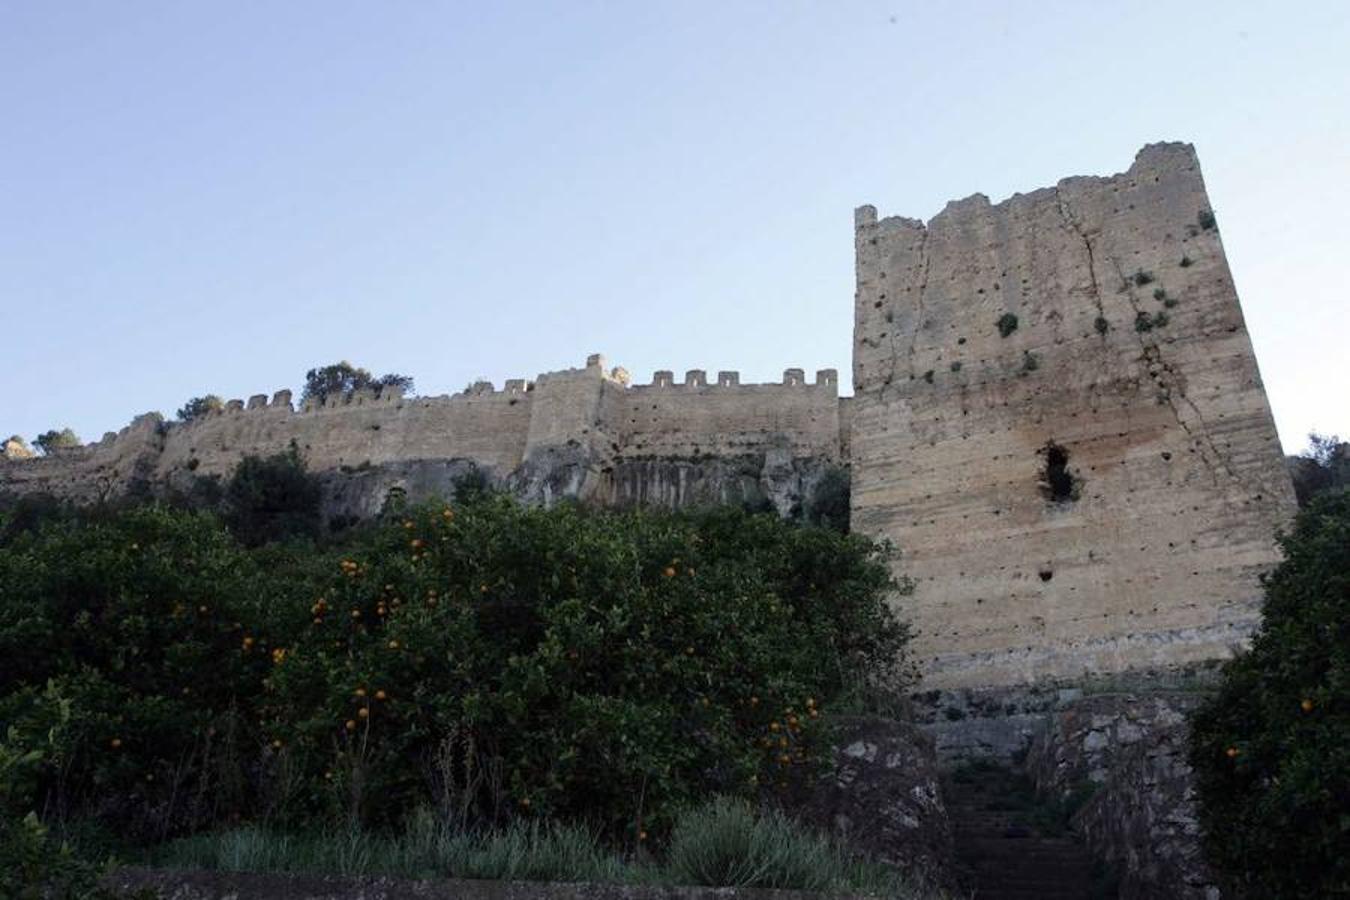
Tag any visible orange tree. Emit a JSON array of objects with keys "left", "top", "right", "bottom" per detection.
[
  {"left": 0, "top": 494, "right": 910, "bottom": 845},
  {"left": 261, "top": 496, "right": 911, "bottom": 837},
  {"left": 1189, "top": 488, "right": 1350, "bottom": 897},
  {"left": 0, "top": 505, "right": 326, "bottom": 842}
]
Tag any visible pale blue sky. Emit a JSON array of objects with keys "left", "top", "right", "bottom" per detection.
[{"left": 2, "top": 1, "right": 1346, "bottom": 452}]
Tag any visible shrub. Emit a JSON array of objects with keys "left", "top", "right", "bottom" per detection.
[
  {"left": 1093, "top": 316, "right": 1110, "bottom": 335},
  {"left": 1287, "top": 433, "right": 1348, "bottom": 507},
  {"left": 33, "top": 428, "right": 80, "bottom": 455},
  {"left": 0, "top": 495, "right": 910, "bottom": 847},
  {"left": 1021, "top": 351, "right": 1039, "bottom": 373},
  {"left": 664, "top": 796, "right": 903, "bottom": 893},
  {"left": 1198, "top": 209, "right": 1218, "bottom": 231},
  {"left": 1131, "top": 269, "right": 1155, "bottom": 287},
  {"left": 302, "top": 362, "right": 413, "bottom": 404},
  {"left": 1189, "top": 489, "right": 1350, "bottom": 897},
  {"left": 223, "top": 444, "right": 323, "bottom": 546},
  {"left": 176, "top": 395, "right": 225, "bottom": 421},
  {"left": 995, "top": 313, "right": 1019, "bottom": 338},
  {"left": 263, "top": 498, "right": 910, "bottom": 834},
  {"left": 803, "top": 466, "right": 850, "bottom": 533}
]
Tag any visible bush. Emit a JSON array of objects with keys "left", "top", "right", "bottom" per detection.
[
  {"left": 995, "top": 313, "right": 1019, "bottom": 338},
  {"left": 223, "top": 444, "right": 323, "bottom": 546},
  {"left": 33, "top": 428, "right": 80, "bottom": 455},
  {"left": 302, "top": 362, "right": 413, "bottom": 404},
  {"left": 263, "top": 498, "right": 910, "bottom": 834},
  {"left": 177, "top": 395, "right": 224, "bottom": 421},
  {"left": 1189, "top": 489, "right": 1350, "bottom": 897},
  {"left": 1287, "top": 433, "right": 1348, "bottom": 507},
  {"left": 664, "top": 796, "right": 902, "bottom": 893},
  {"left": 803, "top": 466, "right": 850, "bottom": 533},
  {"left": 0, "top": 495, "right": 910, "bottom": 848}
]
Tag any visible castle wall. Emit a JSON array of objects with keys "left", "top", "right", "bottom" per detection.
[
  {"left": 153, "top": 382, "right": 534, "bottom": 484},
  {"left": 613, "top": 367, "right": 841, "bottom": 460},
  {"left": 851, "top": 142, "right": 1295, "bottom": 689}
]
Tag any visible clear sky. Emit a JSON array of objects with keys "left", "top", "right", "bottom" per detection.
[{"left": 2, "top": 1, "right": 1346, "bottom": 453}]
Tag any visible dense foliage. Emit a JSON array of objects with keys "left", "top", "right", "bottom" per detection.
[
  {"left": 33, "top": 428, "right": 80, "bottom": 455},
  {"left": 301, "top": 361, "right": 414, "bottom": 404},
  {"left": 0, "top": 493, "right": 910, "bottom": 856},
  {"left": 176, "top": 394, "right": 225, "bottom": 422},
  {"left": 222, "top": 443, "right": 323, "bottom": 546},
  {"left": 1287, "top": 432, "right": 1349, "bottom": 507},
  {"left": 1189, "top": 489, "right": 1350, "bottom": 897}
]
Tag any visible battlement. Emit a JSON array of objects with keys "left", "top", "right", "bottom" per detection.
[{"left": 634, "top": 368, "right": 837, "bottom": 390}]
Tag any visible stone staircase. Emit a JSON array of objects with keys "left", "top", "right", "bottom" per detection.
[{"left": 945, "top": 761, "right": 1105, "bottom": 900}]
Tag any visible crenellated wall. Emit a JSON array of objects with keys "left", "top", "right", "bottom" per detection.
[{"left": 3, "top": 355, "right": 845, "bottom": 512}]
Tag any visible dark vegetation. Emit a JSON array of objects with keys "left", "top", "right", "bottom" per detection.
[
  {"left": 0, "top": 462, "right": 912, "bottom": 894},
  {"left": 995, "top": 313, "right": 1019, "bottom": 338},
  {"left": 1287, "top": 433, "right": 1348, "bottom": 507},
  {"left": 302, "top": 361, "right": 414, "bottom": 404},
  {"left": 1189, "top": 487, "right": 1349, "bottom": 897},
  {"left": 33, "top": 428, "right": 80, "bottom": 455},
  {"left": 176, "top": 395, "right": 224, "bottom": 422}
]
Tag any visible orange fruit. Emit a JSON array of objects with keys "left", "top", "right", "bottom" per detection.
[
  {"left": 388, "top": 640, "right": 400, "bottom": 650},
  {"left": 1225, "top": 747, "right": 1239, "bottom": 759},
  {"left": 375, "top": 690, "right": 387, "bottom": 701},
  {"left": 345, "top": 720, "right": 357, "bottom": 731},
  {"left": 357, "top": 708, "right": 369, "bottom": 719},
  {"left": 663, "top": 567, "right": 676, "bottom": 578},
  {"left": 1301, "top": 699, "right": 1314, "bottom": 713},
  {"left": 355, "top": 688, "right": 367, "bottom": 698},
  {"left": 110, "top": 738, "right": 123, "bottom": 749}
]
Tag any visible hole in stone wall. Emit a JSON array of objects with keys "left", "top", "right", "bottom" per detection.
[
  {"left": 1038, "top": 569, "right": 1053, "bottom": 582},
  {"left": 1039, "top": 442, "right": 1080, "bottom": 504}
]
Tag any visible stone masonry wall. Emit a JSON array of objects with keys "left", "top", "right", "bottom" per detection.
[
  {"left": 1, "top": 355, "right": 843, "bottom": 517},
  {"left": 1026, "top": 693, "right": 1217, "bottom": 900},
  {"left": 851, "top": 142, "right": 1295, "bottom": 689}
]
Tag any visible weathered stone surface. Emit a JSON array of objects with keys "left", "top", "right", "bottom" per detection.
[
  {"left": 788, "top": 717, "right": 955, "bottom": 886},
  {"left": 1025, "top": 693, "right": 1217, "bottom": 900},
  {"left": 851, "top": 142, "right": 1295, "bottom": 689}
]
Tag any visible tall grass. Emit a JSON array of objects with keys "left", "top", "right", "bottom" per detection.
[{"left": 151, "top": 799, "right": 935, "bottom": 896}]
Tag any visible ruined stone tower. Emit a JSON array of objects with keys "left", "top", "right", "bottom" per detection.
[{"left": 850, "top": 142, "right": 1295, "bottom": 689}]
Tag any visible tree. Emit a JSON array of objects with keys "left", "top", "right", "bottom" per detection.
[
  {"left": 300, "top": 362, "right": 414, "bottom": 404},
  {"left": 176, "top": 394, "right": 225, "bottom": 422},
  {"left": 32, "top": 429, "right": 79, "bottom": 455},
  {"left": 1189, "top": 488, "right": 1350, "bottom": 897},
  {"left": 222, "top": 443, "right": 322, "bottom": 546},
  {"left": 1287, "top": 433, "right": 1349, "bottom": 507}
]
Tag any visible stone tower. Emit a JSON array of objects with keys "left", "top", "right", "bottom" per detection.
[{"left": 850, "top": 143, "right": 1295, "bottom": 689}]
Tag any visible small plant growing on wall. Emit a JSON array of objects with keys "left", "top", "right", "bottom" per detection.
[
  {"left": 1094, "top": 316, "right": 1110, "bottom": 335},
  {"left": 1132, "top": 269, "right": 1155, "bottom": 287},
  {"left": 1135, "top": 311, "right": 1170, "bottom": 333},
  {"left": 1022, "top": 351, "right": 1040, "bottom": 373},
  {"left": 922, "top": 370, "right": 934, "bottom": 384},
  {"left": 996, "top": 312, "right": 1019, "bottom": 338},
  {"left": 1179, "top": 255, "right": 1193, "bottom": 267},
  {"left": 1197, "top": 209, "right": 1218, "bottom": 231},
  {"left": 950, "top": 361, "right": 963, "bottom": 372}
]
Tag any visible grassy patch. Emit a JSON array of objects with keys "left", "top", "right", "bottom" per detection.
[{"left": 148, "top": 800, "right": 932, "bottom": 896}]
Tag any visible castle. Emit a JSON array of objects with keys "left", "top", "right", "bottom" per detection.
[{"left": 1, "top": 142, "right": 1296, "bottom": 691}]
